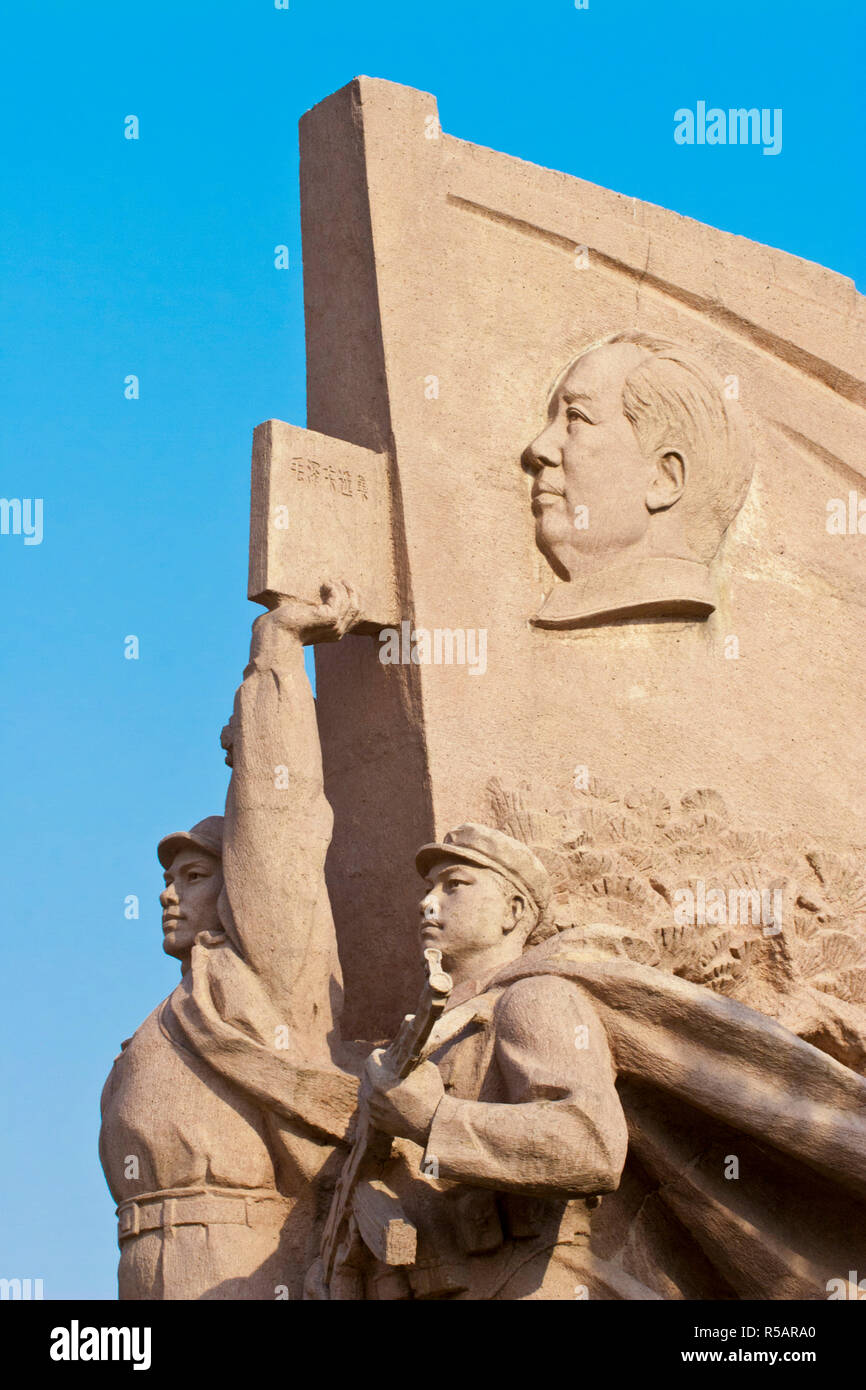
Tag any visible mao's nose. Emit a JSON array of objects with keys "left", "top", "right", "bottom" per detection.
[
  {"left": 160, "top": 883, "right": 178, "bottom": 909},
  {"left": 521, "top": 427, "right": 561, "bottom": 476}
]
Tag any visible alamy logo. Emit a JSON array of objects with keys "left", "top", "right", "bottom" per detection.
[
  {"left": 0, "top": 497, "right": 43, "bottom": 545},
  {"left": 827, "top": 1272, "right": 866, "bottom": 1299},
  {"left": 674, "top": 103, "right": 782, "bottom": 156},
  {"left": 826, "top": 492, "right": 866, "bottom": 535},
  {"left": 379, "top": 620, "right": 487, "bottom": 676},
  {"left": 50, "top": 1320, "right": 152, "bottom": 1371},
  {"left": 673, "top": 880, "right": 782, "bottom": 935},
  {"left": 0, "top": 1277, "right": 43, "bottom": 1299}
]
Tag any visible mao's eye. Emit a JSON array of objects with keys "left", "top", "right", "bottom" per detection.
[
  {"left": 566, "top": 407, "right": 588, "bottom": 423},
  {"left": 188, "top": 872, "right": 203, "bottom": 882}
]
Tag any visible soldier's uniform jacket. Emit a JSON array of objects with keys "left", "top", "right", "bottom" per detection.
[
  {"left": 367, "top": 930, "right": 866, "bottom": 1301},
  {"left": 366, "top": 968, "right": 636, "bottom": 1300}
]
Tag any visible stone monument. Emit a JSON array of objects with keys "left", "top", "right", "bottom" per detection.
[{"left": 101, "top": 77, "right": 866, "bottom": 1301}]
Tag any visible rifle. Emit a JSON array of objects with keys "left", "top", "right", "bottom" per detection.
[{"left": 320, "top": 947, "right": 453, "bottom": 1286}]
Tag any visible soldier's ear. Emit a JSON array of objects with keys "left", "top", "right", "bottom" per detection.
[{"left": 505, "top": 893, "right": 528, "bottom": 934}]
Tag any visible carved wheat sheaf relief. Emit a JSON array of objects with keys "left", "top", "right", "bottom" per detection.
[{"left": 486, "top": 776, "right": 866, "bottom": 1072}]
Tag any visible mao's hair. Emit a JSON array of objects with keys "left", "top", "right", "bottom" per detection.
[{"left": 577, "top": 332, "right": 753, "bottom": 562}]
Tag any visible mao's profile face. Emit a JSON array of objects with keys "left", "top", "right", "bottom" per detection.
[
  {"left": 160, "top": 847, "right": 223, "bottom": 960},
  {"left": 419, "top": 858, "right": 515, "bottom": 972},
  {"left": 522, "top": 343, "right": 656, "bottom": 579}
]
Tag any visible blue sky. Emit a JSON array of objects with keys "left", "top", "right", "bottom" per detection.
[{"left": 1, "top": 0, "right": 862, "bottom": 1299}]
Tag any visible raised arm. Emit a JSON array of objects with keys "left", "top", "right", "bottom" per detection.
[{"left": 218, "top": 583, "right": 359, "bottom": 1045}]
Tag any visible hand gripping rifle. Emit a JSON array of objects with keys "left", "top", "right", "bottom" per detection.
[{"left": 320, "top": 947, "right": 453, "bottom": 1287}]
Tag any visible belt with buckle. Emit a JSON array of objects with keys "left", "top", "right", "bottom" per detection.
[{"left": 116, "top": 1186, "right": 289, "bottom": 1243}]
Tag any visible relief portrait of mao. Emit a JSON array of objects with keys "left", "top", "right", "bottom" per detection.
[{"left": 521, "top": 332, "right": 753, "bottom": 628}]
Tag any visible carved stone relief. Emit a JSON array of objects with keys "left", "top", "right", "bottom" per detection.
[{"left": 521, "top": 333, "right": 753, "bottom": 628}]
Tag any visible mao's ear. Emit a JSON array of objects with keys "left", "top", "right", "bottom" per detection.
[{"left": 646, "top": 449, "right": 686, "bottom": 512}]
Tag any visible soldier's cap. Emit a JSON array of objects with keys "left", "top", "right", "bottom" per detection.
[
  {"left": 415, "top": 823, "right": 551, "bottom": 917},
  {"left": 157, "top": 816, "right": 224, "bottom": 870}
]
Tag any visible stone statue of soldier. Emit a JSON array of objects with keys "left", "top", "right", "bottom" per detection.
[
  {"left": 340, "top": 823, "right": 866, "bottom": 1299},
  {"left": 100, "top": 586, "right": 362, "bottom": 1300},
  {"left": 339, "top": 823, "right": 646, "bottom": 1300}
]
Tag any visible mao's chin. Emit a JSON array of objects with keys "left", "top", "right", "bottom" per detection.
[{"left": 534, "top": 521, "right": 572, "bottom": 582}]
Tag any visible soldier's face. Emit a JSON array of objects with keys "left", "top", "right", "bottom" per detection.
[
  {"left": 419, "top": 858, "right": 517, "bottom": 970},
  {"left": 160, "top": 848, "right": 223, "bottom": 960},
  {"left": 522, "top": 344, "right": 655, "bottom": 579}
]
